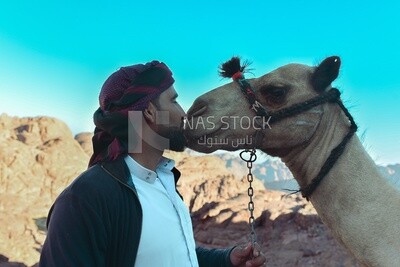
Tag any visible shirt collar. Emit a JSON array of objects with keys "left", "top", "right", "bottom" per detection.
[{"left": 124, "top": 155, "right": 175, "bottom": 184}]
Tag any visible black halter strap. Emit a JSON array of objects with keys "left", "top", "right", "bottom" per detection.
[
  {"left": 226, "top": 66, "right": 358, "bottom": 200},
  {"left": 233, "top": 72, "right": 269, "bottom": 117}
]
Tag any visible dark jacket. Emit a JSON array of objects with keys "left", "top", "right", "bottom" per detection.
[{"left": 39, "top": 157, "right": 233, "bottom": 267}]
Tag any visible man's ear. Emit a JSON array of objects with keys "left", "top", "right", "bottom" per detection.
[{"left": 143, "top": 102, "right": 157, "bottom": 124}]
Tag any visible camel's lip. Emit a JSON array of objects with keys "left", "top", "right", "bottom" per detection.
[
  {"left": 183, "top": 129, "right": 221, "bottom": 145},
  {"left": 183, "top": 123, "right": 222, "bottom": 140},
  {"left": 184, "top": 134, "right": 219, "bottom": 153},
  {"left": 184, "top": 126, "right": 233, "bottom": 153}
]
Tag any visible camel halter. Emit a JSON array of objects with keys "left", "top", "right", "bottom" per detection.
[{"left": 219, "top": 57, "right": 358, "bottom": 201}]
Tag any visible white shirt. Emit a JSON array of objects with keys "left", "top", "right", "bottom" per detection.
[{"left": 124, "top": 156, "right": 199, "bottom": 267}]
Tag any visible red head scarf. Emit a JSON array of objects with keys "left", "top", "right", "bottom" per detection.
[{"left": 88, "top": 61, "right": 174, "bottom": 167}]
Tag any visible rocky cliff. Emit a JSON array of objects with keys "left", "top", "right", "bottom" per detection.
[
  {"left": 378, "top": 164, "right": 400, "bottom": 188},
  {"left": 0, "top": 114, "right": 88, "bottom": 266}
]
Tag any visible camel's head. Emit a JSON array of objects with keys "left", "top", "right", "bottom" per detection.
[{"left": 184, "top": 56, "right": 341, "bottom": 156}]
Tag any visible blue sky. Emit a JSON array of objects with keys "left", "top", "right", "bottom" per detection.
[{"left": 0, "top": 1, "right": 399, "bottom": 165}]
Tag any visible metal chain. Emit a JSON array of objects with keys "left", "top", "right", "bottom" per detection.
[{"left": 239, "top": 148, "right": 258, "bottom": 247}]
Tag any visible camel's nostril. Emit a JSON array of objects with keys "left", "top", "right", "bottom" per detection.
[{"left": 187, "top": 98, "right": 208, "bottom": 118}]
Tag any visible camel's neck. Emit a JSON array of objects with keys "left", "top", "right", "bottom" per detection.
[
  {"left": 281, "top": 104, "right": 400, "bottom": 266},
  {"left": 282, "top": 103, "right": 351, "bottom": 189}
]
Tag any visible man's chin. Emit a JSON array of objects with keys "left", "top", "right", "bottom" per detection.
[{"left": 162, "top": 128, "right": 186, "bottom": 152}]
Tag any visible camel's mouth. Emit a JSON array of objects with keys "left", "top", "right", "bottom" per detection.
[{"left": 183, "top": 122, "right": 222, "bottom": 153}]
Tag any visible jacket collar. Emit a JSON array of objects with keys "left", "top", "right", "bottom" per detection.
[{"left": 101, "top": 156, "right": 181, "bottom": 187}]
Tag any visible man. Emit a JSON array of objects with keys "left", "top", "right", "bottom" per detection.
[{"left": 39, "top": 61, "right": 266, "bottom": 267}]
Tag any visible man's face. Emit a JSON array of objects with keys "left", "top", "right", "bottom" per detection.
[{"left": 152, "top": 86, "right": 187, "bottom": 151}]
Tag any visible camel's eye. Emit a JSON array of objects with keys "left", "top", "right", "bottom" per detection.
[
  {"left": 260, "top": 85, "right": 288, "bottom": 104},
  {"left": 269, "top": 87, "right": 286, "bottom": 98}
]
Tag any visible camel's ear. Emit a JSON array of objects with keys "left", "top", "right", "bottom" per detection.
[{"left": 311, "top": 56, "right": 341, "bottom": 92}]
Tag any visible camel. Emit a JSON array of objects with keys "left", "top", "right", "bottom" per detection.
[{"left": 184, "top": 56, "right": 400, "bottom": 266}]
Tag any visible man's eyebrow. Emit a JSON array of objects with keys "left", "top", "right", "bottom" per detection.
[{"left": 171, "top": 93, "right": 178, "bottom": 99}]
